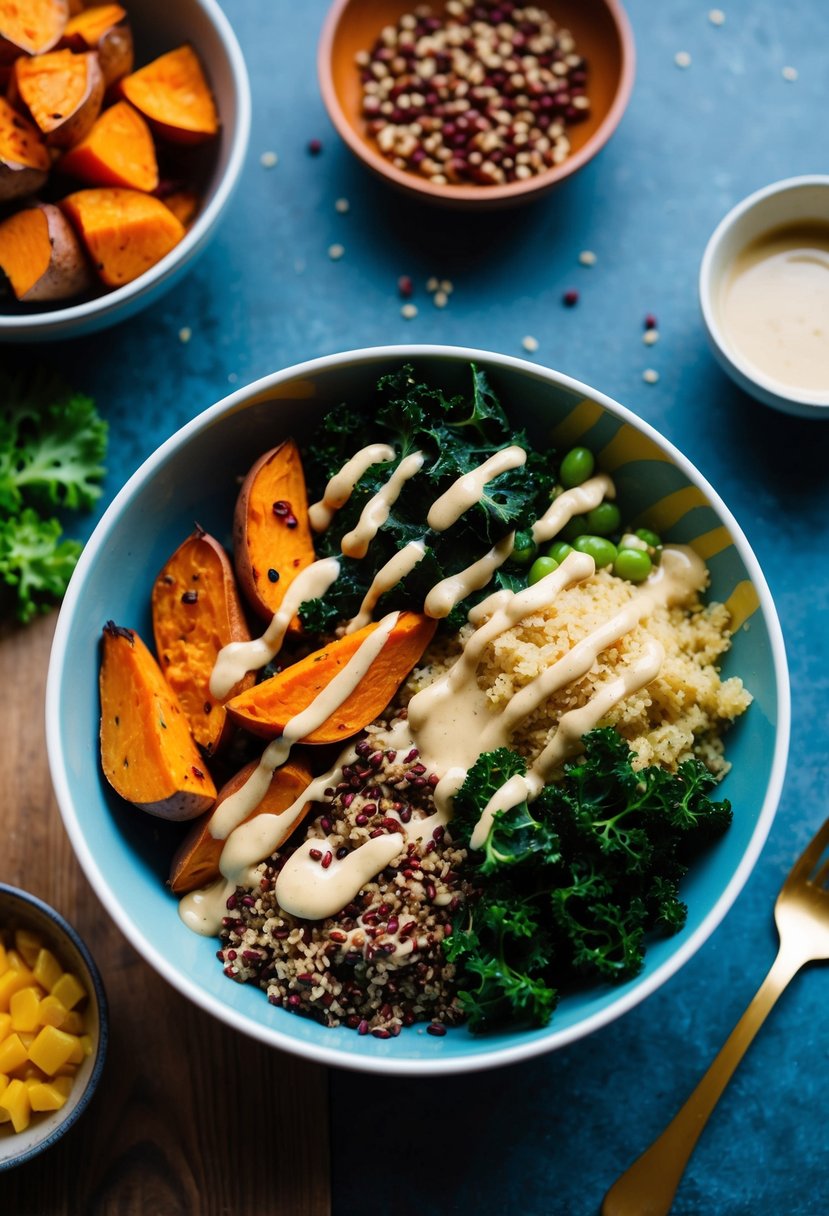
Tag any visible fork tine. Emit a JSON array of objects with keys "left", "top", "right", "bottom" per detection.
[{"left": 785, "top": 817, "right": 829, "bottom": 887}]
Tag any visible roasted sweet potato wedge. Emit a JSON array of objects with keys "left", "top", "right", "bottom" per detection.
[
  {"left": 168, "top": 757, "right": 314, "bottom": 894},
  {"left": 152, "top": 527, "right": 253, "bottom": 756},
  {"left": 233, "top": 439, "right": 318, "bottom": 624},
  {"left": 119, "top": 44, "right": 218, "bottom": 145},
  {"left": 60, "top": 3, "right": 133, "bottom": 87},
  {"left": 0, "top": 201, "right": 92, "bottom": 301},
  {"left": 12, "top": 48, "right": 104, "bottom": 148},
  {"left": 0, "top": 96, "right": 50, "bottom": 202},
  {"left": 99, "top": 622, "right": 217, "bottom": 820},
  {"left": 225, "top": 611, "right": 437, "bottom": 743}
]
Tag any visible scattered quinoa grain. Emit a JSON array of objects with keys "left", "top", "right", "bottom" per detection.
[
  {"left": 178, "top": 326, "right": 192, "bottom": 344},
  {"left": 643, "top": 368, "right": 660, "bottom": 384},
  {"left": 439, "top": 279, "right": 454, "bottom": 295},
  {"left": 578, "top": 250, "right": 597, "bottom": 267},
  {"left": 708, "top": 8, "right": 725, "bottom": 25},
  {"left": 308, "top": 138, "right": 323, "bottom": 155},
  {"left": 674, "top": 51, "right": 692, "bottom": 68},
  {"left": 644, "top": 313, "right": 658, "bottom": 330},
  {"left": 782, "top": 65, "right": 798, "bottom": 81},
  {"left": 522, "top": 335, "right": 539, "bottom": 353},
  {"left": 401, "top": 302, "right": 418, "bottom": 319},
  {"left": 563, "top": 289, "right": 579, "bottom": 307},
  {"left": 259, "top": 150, "right": 278, "bottom": 168},
  {"left": 397, "top": 274, "right": 414, "bottom": 298},
  {"left": 426, "top": 276, "right": 440, "bottom": 293},
  {"left": 433, "top": 290, "right": 449, "bottom": 309},
  {"left": 643, "top": 328, "right": 660, "bottom": 346},
  {"left": 328, "top": 243, "right": 345, "bottom": 260},
  {"left": 335, "top": 197, "right": 350, "bottom": 213}
]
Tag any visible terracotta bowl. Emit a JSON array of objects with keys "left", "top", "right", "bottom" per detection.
[{"left": 318, "top": 0, "right": 635, "bottom": 209}]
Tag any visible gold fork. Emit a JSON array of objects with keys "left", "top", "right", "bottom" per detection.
[{"left": 602, "top": 816, "right": 829, "bottom": 1216}]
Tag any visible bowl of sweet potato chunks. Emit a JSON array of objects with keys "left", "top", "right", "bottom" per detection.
[{"left": 0, "top": 0, "right": 250, "bottom": 340}]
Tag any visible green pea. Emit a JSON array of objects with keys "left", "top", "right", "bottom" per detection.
[
  {"left": 559, "top": 446, "right": 595, "bottom": 489},
  {"left": 511, "top": 529, "right": 538, "bottom": 566},
  {"left": 614, "top": 547, "right": 653, "bottom": 583},
  {"left": 546, "top": 541, "right": 574, "bottom": 564},
  {"left": 635, "top": 528, "right": 662, "bottom": 549},
  {"left": 572, "top": 535, "right": 618, "bottom": 568},
  {"left": 585, "top": 501, "right": 621, "bottom": 536},
  {"left": 528, "top": 556, "right": 559, "bottom": 585},
  {"left": 560, "top": 514, "right": 588, "bottom": 542}
]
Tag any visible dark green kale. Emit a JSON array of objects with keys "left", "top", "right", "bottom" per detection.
[
  {"left": 300, "top": 363, "right": 556, "bottom": 632},
  {"left": 446, "top": 728, "right": 732, "bottom": 1033},
  {"left": 0, "top": 370, "right": 107, "bottom": 624}
]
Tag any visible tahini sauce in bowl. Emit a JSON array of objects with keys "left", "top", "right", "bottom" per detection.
[{"left": 700, "top": 175, "right": 829, "bottom": 418}]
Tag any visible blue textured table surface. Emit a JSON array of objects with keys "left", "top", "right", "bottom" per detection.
[{"left": 17, "top": 1, "right": 829, "bottom": 1212}]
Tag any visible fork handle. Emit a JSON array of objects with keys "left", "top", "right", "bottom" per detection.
[{"left": 601, "top": 942, "right": 807, "bottom": 1216}]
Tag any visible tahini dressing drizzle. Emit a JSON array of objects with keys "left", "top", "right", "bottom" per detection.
[{"left": 181, "top": 438, "right": 706, "bottom": 934}]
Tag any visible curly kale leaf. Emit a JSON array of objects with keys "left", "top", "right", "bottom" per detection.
[
  {"left": 0, "top": 510, "right": 83, "bottom": 624},
  {"left": 447, "top": 729, "right": 732, "bottom": 1031},
  {"left": 300, "top": 363, "right": 556, "bottom": 631}
]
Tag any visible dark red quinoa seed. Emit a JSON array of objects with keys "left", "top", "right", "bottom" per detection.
[{"left": 357, "top": 0, "right": 590, "bottom": 188}]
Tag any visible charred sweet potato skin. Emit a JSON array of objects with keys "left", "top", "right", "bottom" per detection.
[
  {"left": 12, "top": 48, "right": 105, "bottom": 148},
  {"left": 225, "top": 612, "right": 438, "bottom": 743},
  {"left": 99, "top": 622, "right": 217, "bottom": 820},
  {"left": 60, "top": 4, "right": 133, "bottom": 86},
  {"left": 0, "top": 95, "right": 49, "bottom": 201},
  {"left": 233, "top": 440, "right": 318, "bottom": 624},
  {"left": 0, "top": 201, "right": 91, "bottom": 301},
  {"left": 168, "top": 758, "right": 314, "bottom": 894},
  {"left": 152, "top": 529, "right": 253, "bottom": 756}
]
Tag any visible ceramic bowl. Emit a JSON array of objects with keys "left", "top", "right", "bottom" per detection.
[
  {"left": 0, "top": 884, "right": 108, "bottom": 1170},
  {"left": 318, "top": 0, "right": 635, "bottom": 209},
  {"left": 699, "top": 175, "right": 829, "bottom": 419},
  {"left": 46, "top": 345, "right": 789, "bottom": 1076},
  {"left": 0, "top": 0, "right": 251, "bottom": 343}
]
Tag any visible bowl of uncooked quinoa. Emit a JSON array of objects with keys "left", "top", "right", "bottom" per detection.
[
  {"left": 318, "top": 0, "right": 636, "bottom": 208},
  {"left": 46, "top": 345, "right": 788, "bottom": 1075}
]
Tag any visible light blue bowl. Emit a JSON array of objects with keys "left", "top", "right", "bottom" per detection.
[
  {"left": 0, "top": 0, "right": 251, "bottom": 343},
  {"left": 46, "top": 346, "right": 790, "bottom": 1075}
]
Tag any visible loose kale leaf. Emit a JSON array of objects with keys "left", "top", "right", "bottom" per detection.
[
  {"left": 447, "top": 728, "right": 732, "bottom": 1032},
  {"left": 0, "top": 510, "right": 83, "bottom": 624},
  {"left": 300, "top": 363, "right": 556, "bottom": 631}
]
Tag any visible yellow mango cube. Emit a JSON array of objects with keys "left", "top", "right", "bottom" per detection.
[
  {"left": 0, "top": 967, "right": 35, "bottom": 1011},
  {"left": 33, "top": 948, "right": 63, "bottom": 994},
  {"left": 65, "top": 1036, "right": 84, "bottom": 1066},
  {"left": 62, "top": 1010, "right": 85, "bottom": 1035},
  {"left": 0, "top": 1032, "right": 28, "bottom": 1073},
  {"left": 27, "top": 1025, "right": 79, "bottom": 1075},
  {"left": 37, "top": 994, "right": 69, "bottom": 1029},
  {"left": 26, "top": 1079, "right": 68, "bottom": 1112},
  {"left": 0, "top": 941, "right": 7, "bottom": 976},
  {"left": 52, "top": 1074, "right": 73, "bottom": 1097},
  {"left": 0, "top": 1077, "right": 32, "bottom": 1132},
  {"left": 0, "top": 1073, "right": 8, "bottom": 1099},
  {"left": 14, "top": 929, "right": 41, "bottom": 969},
  {"left": 6, "top": 950, "right": 34, "bottom": 977},
  {"left": 10, "top": 986, "right": 42, "bottom": 1033},
  {"left": 0, "top": 1011, "right": 11, "bottom": 1039},
  {"left": 51, "top": 972, "right": 85, "bottom": 1012}
]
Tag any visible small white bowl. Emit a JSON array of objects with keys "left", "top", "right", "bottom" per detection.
[
  {"left": 0, "top": 0, "right": 251, "bottom": 343},
  {"left": 700, "top": 175, "right": 829, "bottom": 419}
]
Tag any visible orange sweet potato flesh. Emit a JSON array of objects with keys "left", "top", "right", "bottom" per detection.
[
  {"left": 152, "top": 528, "right": 253, "bottom": 757},
  {"left": 99, "top": 622, "right": 217, "bottom": 821},
  {"left": 0, "top": 95, "right": 49, "bottom": 199},
  {"left": 226, "top": 611, "right": 438, "bottom": 743},
  {"left": 168, "top": 758, "right": 314, "bottom": 894},
  {"left": 12, "top": 48, "right": 104, "bottom": 147},
  {"left": 233, "top": 440, "right": 318, "bottom": 624},
  {"left": 60, "top": 186, "right": 185, "bottom": 286},
  {"left": 0, "top": 201, "right": 91, "bottom": 301},
  {"left": 61, "top": 5, "right": 133, "bottom": 87},
  {"left": 120, "top": 44, "right": 218, "bottom": 145},
  {"left": 161, "top": 188, "right": 199, "bottom": 229},
  {"left": 60, "top": 100, "right": 158, "bottom": 192},
  {"left": 0, "top": 0, "right": 68, "bottom": 57}
]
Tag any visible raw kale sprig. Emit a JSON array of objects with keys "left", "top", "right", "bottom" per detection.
[
  {"left": 0, "top": 370, "right": 107, "bottom": 624},
  {"left": 446, "top": 728, "right": 732, "bottom": 1033},
  {"left": 300, "top": 363, "right": 556, "bottom": 632}
]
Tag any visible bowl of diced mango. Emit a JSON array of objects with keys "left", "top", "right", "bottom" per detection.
[{"left": 0, "top": 884, "right": 107, "bottom": 1170}]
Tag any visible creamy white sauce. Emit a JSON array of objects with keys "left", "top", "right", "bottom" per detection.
[
  {"left": 341, "top": 452, "right": 425, "bottom": 558},
  {"left": 308, "top": 443, "right": 396, "bottom": 532},
  {"left": 426, "top": 445, "right": 527, "bottom": 532},
  {"left": 424, "top": 532, "right": 515, "bottom": 618},
  {"left": 345, "top": 540, "right": 426, "bottom": 633},
  {"left": 210, "top": 557, "right": 340, "bottom": 699},
  {"left": 531, "top": 474, "right": 615, "bottom": 544},
  {"left": 720, "top": 223, "right": 829, "bottom": 396},
  {"left": 275, "top": 834, "right": 403, "bottom": 920}
]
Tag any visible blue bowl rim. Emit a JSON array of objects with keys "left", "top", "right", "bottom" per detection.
[
  {"left": 0, "top": 0, "right": 252, "bottom": 339},
  {"left": 45, "top": 343, "right": 791, "bottom": 1076},
  {"left": 0, "top": 883, "right": 109, "bottom": 1170}
]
